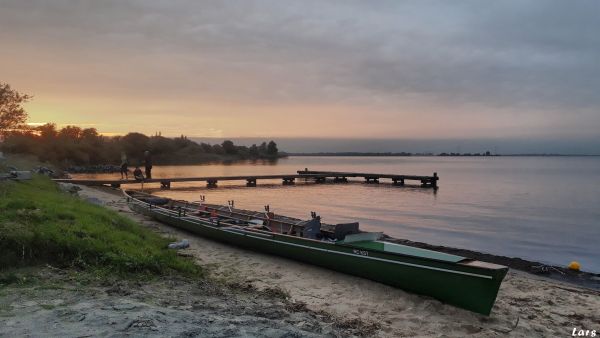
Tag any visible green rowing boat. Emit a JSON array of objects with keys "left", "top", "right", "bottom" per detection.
[{"left": 124, "top": 191, "right": 507, "bottom": 315}]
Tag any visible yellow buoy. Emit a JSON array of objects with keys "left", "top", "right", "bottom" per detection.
[{"left": 568, "top": 261, "right": 581, "bottom": 271}]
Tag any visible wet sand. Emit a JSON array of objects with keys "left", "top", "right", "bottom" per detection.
[{"left": 77, "top": 185, "right": 600, "bottom": 337}]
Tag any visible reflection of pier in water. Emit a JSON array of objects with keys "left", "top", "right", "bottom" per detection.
[{"left": 54, "top": 169, "right": 438, "bottom": 189}]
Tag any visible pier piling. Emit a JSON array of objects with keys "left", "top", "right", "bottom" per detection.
[{"left": 282, "top": 177, "right": 295, "bottom": 185}]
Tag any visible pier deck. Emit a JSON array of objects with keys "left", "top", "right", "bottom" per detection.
[
  {"left": 297, "top": 170, "right": 438, "bottom": 187},
  {"left": 53, "top": 169, "right": 438, "bottom": 189}
]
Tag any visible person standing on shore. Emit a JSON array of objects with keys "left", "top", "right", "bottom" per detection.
[
  {"left": 144, "top": 150, "right": 153, "bottom": 179},
  {"left": 120, "top": 152, "right": 128, "bottom": 180}
]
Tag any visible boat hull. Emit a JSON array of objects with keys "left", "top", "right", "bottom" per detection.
[{"left": 128, "top": 198, "right": 506, "bottom": 315}]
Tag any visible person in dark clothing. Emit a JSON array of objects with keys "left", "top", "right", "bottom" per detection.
[
  {"left": 144, "top": 150, "right": 153, "bottom": 179},
  {"left": 120, "top": 152, "right": 128, "bottom": 179},
  {"left": 133, "top": 166, "right": 144, "bottom": 181}
]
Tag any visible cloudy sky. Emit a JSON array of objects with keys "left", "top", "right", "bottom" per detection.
[{"left": 1, "top": 1, "right": 599, "bottom": 151}]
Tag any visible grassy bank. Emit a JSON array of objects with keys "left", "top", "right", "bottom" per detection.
[{"left": 0, "top": 175, "right": 200, "bottom": 277}]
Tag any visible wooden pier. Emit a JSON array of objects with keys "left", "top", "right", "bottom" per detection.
[
  {"left": 53, "top": 169, "right": 438, "bottom": 189},
  {"left": 297, "top": 170, "right": 438, "bottom": 188}
]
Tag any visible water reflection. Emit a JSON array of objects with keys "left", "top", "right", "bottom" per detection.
[{"left": 220, "top": 158, "right": 281, "bottom": 166}]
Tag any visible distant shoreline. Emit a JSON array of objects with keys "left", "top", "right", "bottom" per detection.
[{"left": 288, "top": 153, "right": 599, "bottom": 157}]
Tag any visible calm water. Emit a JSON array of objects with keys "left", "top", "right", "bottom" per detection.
[{"left": 77, "top": 156, "right": 600, "bottom": 272}]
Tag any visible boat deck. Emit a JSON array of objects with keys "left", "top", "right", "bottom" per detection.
[{"left": 349, "top": 241, "right": 466, "bottom": 263}]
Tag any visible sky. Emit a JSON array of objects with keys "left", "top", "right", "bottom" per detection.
[{"left": 1, "top": 1, "right": 599, "bottom": 153}]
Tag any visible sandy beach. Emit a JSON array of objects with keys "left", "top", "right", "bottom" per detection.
[
  {"left": 69, "top": 185, "right": 599, "bottom": 337},
  {"left": 1, "top": 269, "right": 356, "bottom": 337}
]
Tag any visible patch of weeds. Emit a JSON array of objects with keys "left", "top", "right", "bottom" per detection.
[
  {"left": 3, "top": 199, "right": 36, "bottom": 210},
  {"left": 192, "top": 279, "right": 225, "bottom": 297},
  {"left": 261, "top": 286, "right": 290, "bottom": 300},
  {"left": 39, "top": 304, "right": 56, "bottom": 310},
  {"left": 333, "top": 317, "right": 381, "bottom": 337},
  {"left": 0, "top": 303, "right": 15, "bottom": 318},
  {"left": 282, "top": 299, "right": 379, "bottom": 337},
  {"left": 225, "top": 280, "right": 258, "bottom": 293},
  {"left": 105, "top": 282, "right": 134, "bottom": 297},
  {"left": 201, "top": 262, "right": 220, "bottom": 272},
  {"left": 285, "top": 301, "right": 309, "bottom": 312},
  {"left": 0, "top": 271, "right": 38, "bottom": 287},
  {"left": 35, "top": 283, "right": 66, "bottom": 291},
  {"left": 0, "top": 273, "right": 20, "bottom": 285}
]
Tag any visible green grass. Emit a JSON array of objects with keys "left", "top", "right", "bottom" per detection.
[{"left": 0, "top": 176, "right": 200, "bottom": 277}]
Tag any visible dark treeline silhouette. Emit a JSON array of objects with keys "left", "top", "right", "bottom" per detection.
[
  {"left": 290, "top": 151, "right": 497, "bottom": 157},
  {"left": 438, "top": 151, "right": 495, "bottom": 156},
  {"left": 291, "top": 152, "right": 430, "bottom": 156},
  {"left": 0, "top": 124, "right": 283, "bottom": 167}
]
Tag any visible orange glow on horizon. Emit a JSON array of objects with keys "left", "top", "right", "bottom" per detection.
[{"left": 20, "top": 94, "right": 541, "bottom": 140}]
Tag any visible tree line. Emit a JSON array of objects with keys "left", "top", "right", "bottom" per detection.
[
  {"left": 1, "top": 124, "right": 282, "bottom": 167},
  {"left": 0, "top": 82, "right": 282, "bottom": 167}
]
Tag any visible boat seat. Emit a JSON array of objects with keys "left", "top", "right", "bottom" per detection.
[
  {"left": 333, "top": 222, "right": 360, "bottom": 240},
  {"left": 299, "top": 218, "right": 321, "bottom": 239}
]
